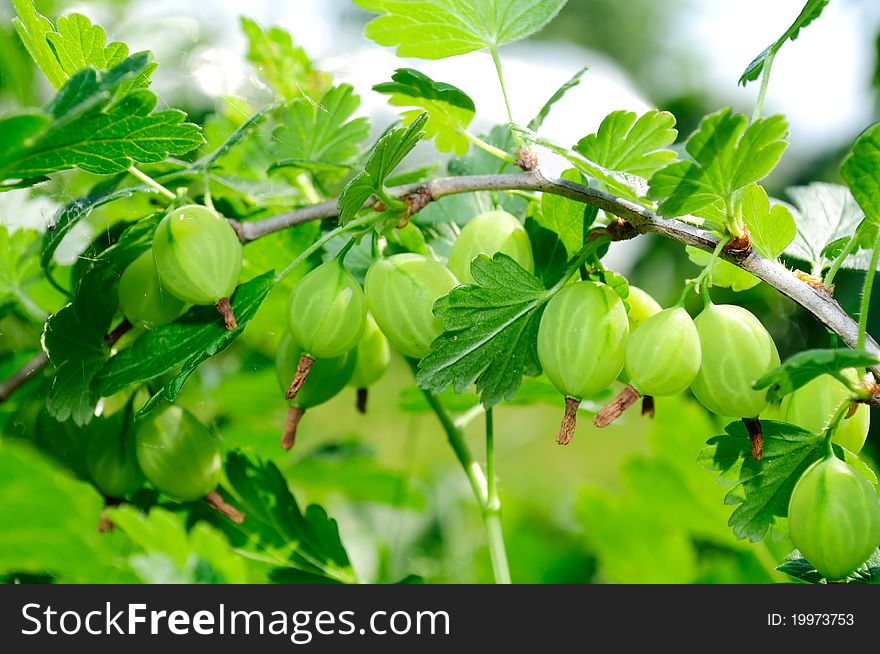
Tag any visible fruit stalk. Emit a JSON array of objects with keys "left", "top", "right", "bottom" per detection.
[
  {"left": 593, "top": 384, "right": 641, "bottom": 428},
  {"left": 641, "top": 395, "right": 655, "bottom": 417},
  {"left": 742, "top": 417, "right": 763, "bottom": 460},
  {"left": 557, "top": 397, "right": 580, "bottom": 445},
  {"left": 356, "top": 387, "right": 368, "bottom": 414}
]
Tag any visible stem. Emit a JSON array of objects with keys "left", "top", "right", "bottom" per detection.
[
  {"left": 484, "top": 408, "right": 511, "bottom": 584},
  {"left": 752, "top": 51, "right": 775, "bottom": 123},
  {"left": 462, "top": 131, "right": 517, "bottom": 164},
  {"left": 408, "top": 361, "right": 513, "bottom": 584},
  {"left": 857, "top": 235, "right": 880, "bottom": 350},
  {"left": 128, "top": 166, "right": 176, "bottom": 201},
  {"left": 488, "top": 46, "right": 519, "bottom": 147},
  {"left": 825, "top": 231, "right": 860, "bottom": 287},
  {"left": 275, "top": 212, "right": 376, "bottom": 283},
  {"left": 0, "top": 351, "right": 48, "bottom": 403}
]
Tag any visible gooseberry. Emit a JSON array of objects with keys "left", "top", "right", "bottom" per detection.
[
  {"left": 152, "top": 204, "right": 242, "bottom": 331},
  {"left": 448, "top": 209, "right": 534, "bottom": 284},
  {"left": 118, "top": 250, "right": 186, "bottom": 330},
  {"left": 788, "top": 455, "right": 880, "bottom": 580},
  {"left": 537, "top": 281, "right": 629, "bottom": 444},
  {"left": 624, "top": 307, "right": 701, "bottom": 397},
  {"left": 86, "top": 417, "right": 144, "bottom": 498},
  {"left": 365, "top": 254, "right": 458, "bottom": 360}
]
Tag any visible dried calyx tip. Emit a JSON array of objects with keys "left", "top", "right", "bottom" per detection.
[
  {"left": 743, "top": 417, "right": 763, "bottom": 461},
  {"left": 356, "top": 387, "right": 368, "bottom": 414},
  {"left": 285, "top": 355, "right": 315, "bottom": 401},
  {"left": 557, "top": 396, "right": 580, "bottom": 445},
  {"left": 282, "top": 406, "right": 305, "bottom": 450},
  {"left": 204, "top": 491, "right": 245, "bottom": 524},
  {"left": 215, "top": 297, "right": 237, "bottom": 331},
  {"left": 641, "top": 395, "right": 655, "bottom": 418},
  {"left": 593, "top": 384, "right": 641, "bottom": 428}
]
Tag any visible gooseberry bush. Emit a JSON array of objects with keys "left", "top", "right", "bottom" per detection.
[{"left": 1, "top": 0, "right": 880, "bottom": 585}]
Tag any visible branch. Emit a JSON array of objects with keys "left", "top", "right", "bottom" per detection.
[
  {"left": 239, "top": 171, "right": 880, "bottom": 374},
  {"left": 0, "top": 351, "right": 48, "bottom": 403}
]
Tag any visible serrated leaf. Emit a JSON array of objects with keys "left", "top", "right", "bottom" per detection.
[
  {"left": 240, "top": 17, "right": 330, "bottom": 100},
  {"left": 525, "top": 216, "right": 569, "bottom": 288},
  {"left": 355, "top": 0, "right": 568, "bottom": 59},
  {"left": 0, "top": 225, "right": 42, "bottom": 312},
  {"left": 416, "top": 253, "right": 549, "bottom": 407},
  {"left": 94, "top": 272, "right": 275, "bottom": 400},
  {"left": 42, "top": 217, "right": 156, "bottom": 425},
  {"left": 841, "top": 121, "right": 880, "bottom": 225},
  {"left": 575, "top": 109, "right": 677, "bottom": 180},
  {"left": 47, "top": 13, "right": 128, "bottom": 77},
  {"left": 271, "top": 84, "right": 369, "bottom": 184},
  {"left": 221, "top": 451, "right": 355, "bottom": 583},
  {"left": 753, "top": 348, "right": 879, "bottom": 402},
  {"left": 697, "top": 420, "right": 868, "bottom": 542},
  {"left": 528, "top": 66, "right": 588, "bottom": 131},
  {"left": 337, "top": 112, "right": 427, "bottom": 225},
  {"left": 11, "top": 0, "right": 67, "bottom": 89},
  {"left": 739, "top": 0, "right": 829, "bottom": 85},
  {"left": 537, "top": 168, "right": 589, "bottom": 258},
  {"left": 783, "top": 183, "right": 863, "bottom": 274},
  {"left": 779, "top": 548, "right": 880, "bottom": 584},
  {"left": 648, "top": 109, "right": 788, "bottom": 218},
  {"left": 687, "top": 184, "right": 795, "bottom": 291},
  {"left": 374, "top": 68, "right": 474, "bottom": 155}
]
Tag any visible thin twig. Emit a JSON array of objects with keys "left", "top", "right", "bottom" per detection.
[{"left": 0, "top": 351, "right": 48, "bottom": 403}]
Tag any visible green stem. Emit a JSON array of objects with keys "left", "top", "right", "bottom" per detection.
[
  {"left": 462, "top": 131, "right": 517, "bottom": 164},
  {"left": 409, "top": 362, "right": 511, "bottom": 584},
  {"left": 489, "top": 46, "right": 519, "bottom": 147},
  {"left": 275, "top": 213, "right": 376, "bottom": 282},
  {"left": 484, "top": 408, "right": 511, "bottom": 584},
  {"left": 128, "top": 165, "right": 176, "bottom": 201},
  {"left": 857, "top": 235, "right": 880, "bottom": 350},
  {"left": 752, "top": 50, "right": 775, "bottom": 123},
  {"left": 825, "top": 231, "right": 860, "bottom": 287}
]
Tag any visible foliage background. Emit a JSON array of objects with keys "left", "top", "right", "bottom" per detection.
[{"left": 1, "top": 0, "right": 879, "bottom": 584}]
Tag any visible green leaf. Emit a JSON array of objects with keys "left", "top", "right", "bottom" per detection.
[
  {"left": 841, "top": 121, "right": 880, "bottom": 224},
  {"left": 0, "top": 441, "right": 130, "bottom": 582},
  {"left": 528, "top": 65, "right": 588, "bottom": 131},
  {"left": 778, "top": 548, "right": 880, "bottom": 584},
  {"left": 648, "top": 109, "right": 788, "bottom": 217},
  {"left": 739, "top": 0, "right": 830, "bottom": 85},
  {"left": 11, "top": 0, "right": 67, "bottom": 89},
  {"left": 753, "top": 348, "right": 879, "bottom": 403},
  {"left": 697, "top": 420, "right": 869, "bottom": 542},
  {"left": 94, "top": 272, "right": 275, "bottom": 402},
  {"left": 0, "top": 225, "right": 42, "bottom": 314},
  {"left": 221, "top": 451, "right": 355, "bottom": 583},
  {"left": 240, "top": 17, "right": 329, "bottom": 100},
  {"left": 355, "top": 0, "right": 568, "bottom": 59},
  {"left": 47, "top": 13, "right": 129, "bottom": 78},
  {"left": 271, "top": 84, "right": 369, "bottom": 184},
  {"left": 537, "top": 168, "right": 589, "bottom": 258},
  {"left": 687, "top": 184, "right": 795, "bottom": 291},
  {"left": 43, "top": 217, "right": 156, "bottom": 425},
  {"left": 575, "top": 109, "right": 677, "bottom": 180},
  {"left": 416, "top": 253, "right": 548, "bottom": 407},
  {"left": 525, "top": 216, "right": 569, "bottom": 288},
  {"left": 337, "top": 112, "right": 428, "bottom": 225},
  {"left": 0, "top": 56, "right": 203, "bottom": 183},
  {"left": 374, "top": 68, "right": 474, "bottom": 155},
  {"left": 783, "top": 183, "right": 863, "bottom": 274},
  {"left": 107, "top": 505, "right": 250, "bottom": 583}
]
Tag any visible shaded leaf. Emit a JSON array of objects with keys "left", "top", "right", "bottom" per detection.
[{"left": 754, "top": 348, "right": 878, "bottom": 403}]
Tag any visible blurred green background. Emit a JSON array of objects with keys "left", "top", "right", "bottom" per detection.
[{"left": 1, "top": 0, "right": 879, "bottom": 584}]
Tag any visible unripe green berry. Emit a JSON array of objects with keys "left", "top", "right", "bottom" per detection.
[
  {"left": 365, "top": 254, "right": 458, "bottom": 359},
  {"left": 626, "top": 286, "right": 662, "bottom": 331},
  {"left": 624, "top": 307, "right": 701, "bottom": 396},
  {"left": 275, "top": 331, "right": 356, "bottom": 410},
  {"left": 349, "top": 313, "right": 390, "bottom": 389},
  {"left": 448, "top": 209, "right": 534, "bottom": 284},
  {"left": 152, "top": 204, "right": 242, "bottom": 306},
  {"left": 690, "top": 304, "right": 779, "bottom": 418},
  {"left": 788, "top": 456, "right": 880, "bottom": 580},
  {"left": 86, "top": 419, "right": 144, "bottom": 498},
  {"left": 118, "top": 251, "right": 186, "bottom": 330},
  {"left": 134, "top": 406, "right": 222, "bottom": 502},
  {"left": 286, "top": 258, "right": 366, "bottom": 359}
]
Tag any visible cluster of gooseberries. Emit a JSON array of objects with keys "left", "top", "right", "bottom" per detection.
[{"left": 107, "top": 201, "right": 880, "bottom": 579}]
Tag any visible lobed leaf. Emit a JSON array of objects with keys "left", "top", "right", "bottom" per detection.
[
  {"left": 841, "top": 121, "right": 880, "bottom": 224},
  {"left": 374, "top": 68, "right": 474, "bottom": 155},
  {"left": 416, "top": 253, "right": 549, "bottom": 407},
  {"left": 354, "top": 0, "right": 568, "bottom": 59}
]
